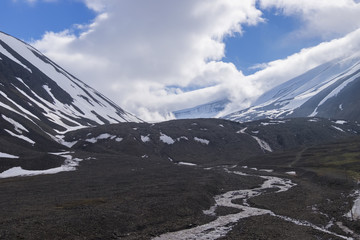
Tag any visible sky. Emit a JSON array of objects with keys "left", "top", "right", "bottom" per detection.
[{"left": 2, "top": 0, "right": 360, "bottom": 121}]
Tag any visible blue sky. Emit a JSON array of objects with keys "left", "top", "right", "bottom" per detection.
[
  {"left": 1, "top": 0, "right": 360, "bottom": 121},
  {"left": 0, "top": 0, "right": 95, "bottom": 41},
  {"left": 224, "top": 9, "right": 317, "bottom": 75}
]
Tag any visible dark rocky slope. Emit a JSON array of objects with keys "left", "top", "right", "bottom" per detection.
[{"left": 1, "top": 117, "right": 359, "bottom": 239}]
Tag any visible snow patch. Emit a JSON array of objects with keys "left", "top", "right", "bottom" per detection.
[
  {"left": 286, "top": 171, "right": 297, "bottom": 176},
  {"left": 141, "top": 135, "right": 150, "bottom": 143},
  {"left": 2, "top": 115, "right": 29, "bottom": 134},
  {"left": 177, "top": 162, "right": 197, "bottom": 166},
  {"left": 49, "top": 151, "right": 72, "bottom": 156},
  {"left": 332, "top": 125, "right": 345, "bottom": 132},
  {"left": 346, "top": 190, "right": 360, "bottom": 220},
  {"left": 0, "top": 155, "right": 82, "bottom": 178},
  {"left": 5, "top": 129, "right": 35, "bottom": 145},
  {"left": 194, "top": 137, "right": 210, "bottom": 145},
  {"left": 308, "top": 118, "right": 320, "bottom": 122},
  {"left": 236, "top": 127, "right": 247, "bottom": 134},
  {"left": 16, "top": 77, "right": 26, "bottom": 85},
  {"left": 0, "top": 152, "right": 19, "bottom": 159},
  {"left": 0, "top": 167, "right": 69, "bottom": 178},
  {"left": 57, "top": 137, "right": 78, "bottom": 148},
  {"left": 260, "top": 120, "right": 287, "bottom": 126},
  {"left": 251, "top": 136, "right": 272, "bottom": 152},
  {"left": 160, "top": 133, "right": 175, "bottom": 144},
  {"left": 85, "top": 133, "right": 114, "bottom": 143},
  {"left": 176, "top": 136, "right": 189, "bottom": 141},
  {"left": 335, "top": 120, "right": 347, "bottom": 125}
]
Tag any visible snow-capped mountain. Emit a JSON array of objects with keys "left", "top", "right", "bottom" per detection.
[
  {"left": 0, "top": 31, "right": 141, "bottom": 147},
  {"left": 173, "top": 98, "right": 230, "bottom": 119},
  {"left": 225, "top": 54, "right": 360, "bottom": 122}
]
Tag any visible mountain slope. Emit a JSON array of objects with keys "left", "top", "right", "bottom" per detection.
[
  {"left": 0, "top": 31, "right": 141, "bottom": 135},
  {"left": 173, "top": 98, "right": 230, "bottom": 119},
  {"left": 225, "top": 54, "right": 360, "bottom": 122},
  {"left": 1, "top": 116, "right": 360, "bottom": 239},
  {"left": 64, "top": 117, "right": 360, "bottom": 166},
  {"left": 0, "top": 31, "right": 142, "bottom": 171}
]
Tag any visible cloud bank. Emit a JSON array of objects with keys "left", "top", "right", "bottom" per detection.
[{"left": 32, "top": 0, "right": 360, "bottom": 121}]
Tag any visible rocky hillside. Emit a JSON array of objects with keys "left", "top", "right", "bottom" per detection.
[
  {"left": 59, "top": 117, "right": 360, "bottom": 172},
  {"left": 1, "top": 117, "right": 360, "bottom": 239}
]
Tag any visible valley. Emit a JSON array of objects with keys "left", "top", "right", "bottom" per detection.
[
  {"left": 1, "top": 30, "right": 360, "bottom": 239},
  {"left": 1, "top": 118, "right": 360, "bottom": 239}
]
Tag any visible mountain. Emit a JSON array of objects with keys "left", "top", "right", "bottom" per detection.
[
  {"left": 64, "top": 117, "right": 360, "bottom": 166},
  {"left": 0, "top": 31, "right": 142, "bottom": 171},
  {"left": 173, "top": 98, "right": 230, "bottom": 119},
  {"left": 0, "top": 31, "right": 141, "bottom": 147},
  {"left": 225, "top": 54, "right": 360, "bottom": 122},
  {"left": 1, "top": 31, "right": 360, "bottom": 239}
]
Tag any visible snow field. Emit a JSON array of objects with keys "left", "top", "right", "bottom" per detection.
[{"left": 0, "top": 153, "right": 82, "bottom": 179}]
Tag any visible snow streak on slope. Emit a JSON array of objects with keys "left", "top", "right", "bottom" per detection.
[
  {"left": 0, "top": 31, "right": 141, "bottom": 137},
  {"left": 251, "top": 136, "right": 272, "bottom": 152},
  {"left": 0, "top": 152, "right": 19, "bottom": 159}
]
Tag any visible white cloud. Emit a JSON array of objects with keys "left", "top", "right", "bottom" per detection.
[
  {"left": 33, "top": 0, "right": 263, "bottom": 121},
  {"left": 31, "top": 0, "right": 360, "bottom": 121},
  {"left": 259, "top": 0, "right": 360, "bottom": 39},
  {"left": 82, "top": 0, "right": 107, "bottom": 12}
]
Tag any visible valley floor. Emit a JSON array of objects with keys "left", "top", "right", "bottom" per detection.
[
  {"left": 0, "top": 150, "right": 359, "bottom": 239},
  {"left": 1, "top": 118, "right": 360, "bottom": 239}
]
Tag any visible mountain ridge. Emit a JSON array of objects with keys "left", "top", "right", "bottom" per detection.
[
  {"left": 224, "top": 54, "right": 360, "bottom": 122},
  {"left": 172, "top": 54, "right": 360, "bottom": 123}
]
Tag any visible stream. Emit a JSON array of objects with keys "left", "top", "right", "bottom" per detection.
[{"left": 153, "top": 168, "right": 355, "bottom": 240}]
